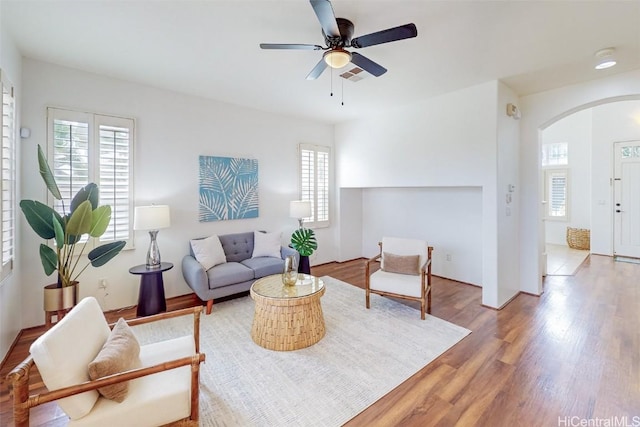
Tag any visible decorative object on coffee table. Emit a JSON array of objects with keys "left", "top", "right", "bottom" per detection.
[
  {"left": 289, "top": 200, "right": 317, "bottom": 274},
  {"left": 282, "top": 254, "right": 298, "bottom": 286},
  {"left": 134, "top": 205, "right": 171, "bottom": 268},
  {"left": 250, "top": 274, "right": 325, "bottom": 351}
]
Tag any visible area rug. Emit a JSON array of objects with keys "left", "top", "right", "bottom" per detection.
[{"left": 132, "top": 276, "right": 471, "bottom": 426}]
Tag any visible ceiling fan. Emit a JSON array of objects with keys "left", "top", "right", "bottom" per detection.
[{"left": 259, "top": 0, "right": 417, "bottom": 80}]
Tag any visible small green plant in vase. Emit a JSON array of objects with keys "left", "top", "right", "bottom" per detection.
[
  {"left": 290, "top": 228, "right": 317, "bottom": 275},
  {"left": 20, "top": 145, "right": 125, "bottom": 310}
]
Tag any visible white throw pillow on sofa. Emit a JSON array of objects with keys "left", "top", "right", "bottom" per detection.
[
  {"left": 252, "top": 231, "right": 282, "bottom": 258},
  {"left": 190, "top": 235, "right": 226, "bottom": 270}
]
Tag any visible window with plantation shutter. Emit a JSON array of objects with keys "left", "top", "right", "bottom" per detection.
[
  {"left": 299, "top": 143, "right": 330, "bottom": 228},
  {"left": 47, "top": 107, "right": 134, "bottom": 249},
  {"left": 544, "top": 168, "right": 569, "bottom": 220},
  {"left": 0, "top": 70, "right": 16, "bottom": 281}
]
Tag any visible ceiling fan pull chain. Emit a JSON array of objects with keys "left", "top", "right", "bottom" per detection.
[
  {"left": 330, "top": 67, "right": 333, "bottom": 97},
  {"left": 341, "top": 77, "right": 344, "bottom": 106}
]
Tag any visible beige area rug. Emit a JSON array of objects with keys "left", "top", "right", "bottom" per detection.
[{"left": 132, "top": 276, "right": 471, "bottom": 426}]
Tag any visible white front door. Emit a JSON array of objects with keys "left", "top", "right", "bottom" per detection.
[{"left": 613, "top": 141, "right": 640, "bottom": 258}]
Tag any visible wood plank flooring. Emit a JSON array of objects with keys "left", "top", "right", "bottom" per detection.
[{"left": 1, "top": 255, "right": 638, "bottom": 426}]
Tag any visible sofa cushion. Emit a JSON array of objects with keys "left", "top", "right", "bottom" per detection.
[
  {"left": 88, "top": 318, "right": 141, "bottom": 402},
  {"left": 241, "top": 257, "right": 285, "bottom": 278},
  {"left": 190, "top": 235, "right": 226, "bottom": 270},
  {"left": 207, "top": 262, "right": 254, "bottom": 288},
  {"left": 252, "top": 231, "right": 282, "bottom": 258},
  {"left": 30, "top": 297, "right": 111, "bottom": 420},
  {"left": 219, "top": 232, "right": 254, "bottom": 263}
]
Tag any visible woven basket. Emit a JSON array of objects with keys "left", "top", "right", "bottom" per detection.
[{"left": 566, "top": 227, "right": 590, "bottom": 250}]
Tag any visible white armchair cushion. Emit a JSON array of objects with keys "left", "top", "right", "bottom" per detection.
[
  {"left": 369, "top": 269, "right": 423, "bottom": 298},
  {"left": 30, "top": 297, "right": 110, "bottom": 420},
  {"left": 190, "top": 234, "right": 227, "bottom": 270},
  {"left": 252, "top": 231, "right": 282, "bottom": 258},
  {"left": 68, "top": 335, "right": 195, "bottom": 427}
]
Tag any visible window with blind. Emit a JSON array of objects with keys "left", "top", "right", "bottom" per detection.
[
  {"left": 299, "top": 143, "right": 330, "bottom": 228},
  {"left": 0, "top": 71, "right": 15, "bottom": 281},
  {"left": 47, "top": 107, "right": 134, "bottom": 249},
  {"left": 544, "top": 169, "right": 569, "bottom": 220}
]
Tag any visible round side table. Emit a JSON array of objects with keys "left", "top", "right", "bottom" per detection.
[{"left": 129, "top": 262, "right": 173, "bottom": 317}]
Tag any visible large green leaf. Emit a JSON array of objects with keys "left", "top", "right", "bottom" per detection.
[
  {"left": 37, "top": 145, "right": 62, "bottom": 200},
  {"left": 19, "top": 200, "right": 62, "bottom": 240},
  {"left": 71, "top": 183, "right": 99, "bottom": 212},
  {"left": 290, "top": 228, "right": 318, "bottom": 257},
  {"left": 66, "top": 200, "right": 92, "bottom": 236},
  {"left": 52, "top": 214, "right": 64, "bottom": 248},
  {"left": 89, "top": 205, "right": 111, "bottom": 237},
  {"left": 39, "top": 244, "right": 57, "bottom": 276},
  {"left": 88, "top": 241, "right": 126, "bottom": 267}
]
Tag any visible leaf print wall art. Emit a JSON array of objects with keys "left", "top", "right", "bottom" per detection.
[{"left": 199, "top": 156, "right": 259, "bottom": 222}]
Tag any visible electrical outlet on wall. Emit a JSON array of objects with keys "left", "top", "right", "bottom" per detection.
[{"left": 446, "top": 254, "right": 452, "bottom": 262}]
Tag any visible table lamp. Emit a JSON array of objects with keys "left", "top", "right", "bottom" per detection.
[
  {"left": 134, "top": 205, "right": 170, "bottom": 268},
  {"left": 290, "top": 200, "right": 311, "bottom": 229}
]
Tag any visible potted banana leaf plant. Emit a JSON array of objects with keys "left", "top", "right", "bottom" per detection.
[
  {"left": 290, "top": 228, "right": 317, "bottom": 275},
  {"left": 20, "top": 145, "right": 126, "bottom": 316}
]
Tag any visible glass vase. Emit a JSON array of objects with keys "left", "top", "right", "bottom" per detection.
[{"left": 282, "top": 255, "right": 298, "bottom": 286}]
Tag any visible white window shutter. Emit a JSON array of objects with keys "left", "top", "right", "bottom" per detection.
[
  {"left": 1, "top": 71, "right": 15, "bottom": 277},
  {"left": 299, "top": 143, "right": 330, "bottom": 227}
]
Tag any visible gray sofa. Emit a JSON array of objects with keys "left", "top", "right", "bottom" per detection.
[{"left": 182, "top": 231, "right": 299, "bottom": 314}]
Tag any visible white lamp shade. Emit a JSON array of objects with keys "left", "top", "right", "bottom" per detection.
[
  {"left": 134, "top": 205, "right": 171, "bottom": 230},
  {"left": 290, "top": 201, "right": 311, "bottom": 219}
]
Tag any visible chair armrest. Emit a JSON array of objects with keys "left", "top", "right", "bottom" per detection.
[
  {"left": 182, "top": 255, "right": 208, "bottom": 296},
  {"left": 118, "top": 306, "right": 203, "bottom": 353},
  {"left": 420, "top": 258, "right": 432, "bottom": 273},
  {"left": 11, "top": 353, "right": 205, "bottom": 408}
]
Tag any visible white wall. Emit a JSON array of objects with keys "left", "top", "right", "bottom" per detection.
[
  {"left": 542, "top": 109, "right": 592, "bottom": 245},
  {"left": 519, "top": 69, "right": 640, "bottom": 295},
  {"left": 496, "top": 82, "right": 521, "bottom": 306},
  {"left": 0, "top": 5, "right": 23, "bottom": 361},
  {"left": 335, "top": 81, "right": 519, "bottom": 307},
  {"left": 360, "top": 187, "right": 483, "bottom": 285},
  {"left": 19, "top": 58, "right": 335, "bottom": 328}
]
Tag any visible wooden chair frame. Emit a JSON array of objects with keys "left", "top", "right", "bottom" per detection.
[
  {"left": 7, "top": 306, "right": 206, "bottom": 427},
  {"left": 365, "top": 241, "right": 434, "bottom": 320}
]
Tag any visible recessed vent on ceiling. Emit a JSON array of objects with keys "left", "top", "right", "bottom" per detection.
[{"left": 340, "top": 67, "right": 368, "bottom": 82}]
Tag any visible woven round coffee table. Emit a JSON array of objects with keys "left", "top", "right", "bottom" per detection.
[{"left": 250, "top": 274, "right": 326, "bottom": 351}]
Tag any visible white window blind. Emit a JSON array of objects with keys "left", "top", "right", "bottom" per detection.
[
  {"left": 545, "top": 169, "right": 568, "bottom": 220},
  {"left": 0, "top": 71, "right": 15, "bottom": 280},
  {"left": 47, "top": 108, "right": 134, "bottom": 249},
  {"left": 299, "top": 143, "right": 330, "bottom": 227}
]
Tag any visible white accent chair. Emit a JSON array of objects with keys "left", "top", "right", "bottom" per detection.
[
  {"left": 7, "top": 297, "right": 205, "bottom": 427},
  {"left": 365, "top": 237, "right": 434, "bottom": 320}
]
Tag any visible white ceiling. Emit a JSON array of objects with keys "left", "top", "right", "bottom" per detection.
[{"left": 3, "top": 0, "right": 640, "bottom": 124}]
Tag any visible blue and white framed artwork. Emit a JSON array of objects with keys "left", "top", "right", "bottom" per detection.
[{"left": 199, "top": 155, "right": 259, "bottom": 222}]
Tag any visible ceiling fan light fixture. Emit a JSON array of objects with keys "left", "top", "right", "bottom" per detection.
[
  {"left": 324, "top": 49, "right": 352, "bottom": 69},
  {"left": 594, "top": 47, "right": 617, "bottom": 70}
]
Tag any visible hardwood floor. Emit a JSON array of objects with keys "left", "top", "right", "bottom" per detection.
[{"left": 1, "top": 255, "right": 638, "bottom": 426}]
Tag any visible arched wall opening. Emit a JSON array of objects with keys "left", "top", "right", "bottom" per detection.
[{"left": 519, "top": 69, "right": 640, "bottom": 296}]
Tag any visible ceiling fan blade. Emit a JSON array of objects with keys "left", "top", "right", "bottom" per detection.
[
  {"left": 351, "top": 23, "right": 417, "bottom": 48},
  {"left": 350, "top": 52, "right": 387, "bottom": 77},
  {"left": 260, "top": 43, "right": 324, "bottom": 50},
  {"left": 309, "top": 0, "right": 340, "bottom": 38},
  {"left": 306, "top": 58, "right": 328, "bottom": 80}
]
